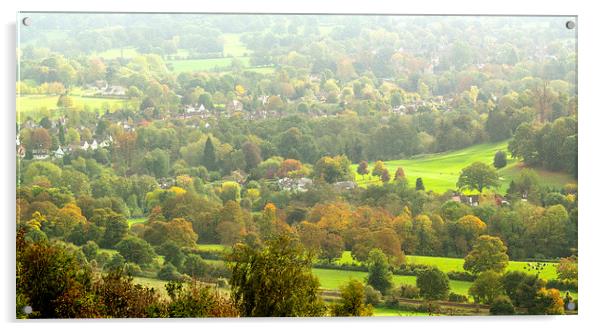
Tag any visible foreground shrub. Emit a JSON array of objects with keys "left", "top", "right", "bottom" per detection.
[
  {"left": 165, "top": 281, "right": 238, "bottom": 317},
  {"left": 490, "top": 295, "right": 515, "bottom": 315}
]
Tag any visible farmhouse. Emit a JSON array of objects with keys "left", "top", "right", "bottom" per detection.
[
  {"left": 334, "top": 181, "right": 358, "bottom": 191},
  {"left": 278, "top": 177, "right": 313, "bottom": 192}
]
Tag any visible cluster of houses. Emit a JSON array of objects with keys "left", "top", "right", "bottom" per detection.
[
  {"left": 17, "top": 136, "right": 113, "bottom": 160},
  {"left": 84, "top": 80, "right": 127, "bottom": 97}
]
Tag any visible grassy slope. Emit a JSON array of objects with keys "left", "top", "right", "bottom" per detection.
[{"left": 353, "top": 140, "right": 575, "bottom": 193}]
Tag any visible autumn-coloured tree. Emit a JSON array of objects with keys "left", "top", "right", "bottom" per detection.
[
  {"left": 380, "top": 168, "right": 391, "bottom": 183},
  {"left": 357, "top": 161, "right": 369, "bottom": 178},
  {"left": 30, "top": 128, "right": 52, "bottom": 150},
  {"left": 371, "top": 160, "right": 386, "bottom": 177},
  {"left": 278, "top": 159, "right": 303, "bottom": 178},
  {"left": 394, "top": 167, "right": 406, "bottom": 181}
]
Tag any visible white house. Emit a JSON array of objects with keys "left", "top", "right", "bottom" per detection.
[{"left": 54, "top": 146, "right": 65, "bottom": 158}]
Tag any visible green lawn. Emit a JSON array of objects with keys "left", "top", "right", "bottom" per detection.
[
  {"left": 17, "top": 94, "right": 128, "bottom": 121},
  {"left": 353, "top": 141, "right": 575, "bottom": 193}
]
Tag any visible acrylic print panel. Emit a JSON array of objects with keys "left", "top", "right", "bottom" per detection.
[{"left": 16, "top": 12, "right": 577, "bottom": 318}]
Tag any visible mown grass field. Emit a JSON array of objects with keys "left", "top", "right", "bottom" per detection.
[
  {"left": 337, "top": 251, "right": 558, "bottom": 280},
  {"left": 168, "top": 56, "right": 251, "bottom": 73},
  {"left": 373, "top": 306, "right": 430, "bottom": 316},
  {"left": 222, "top": 33, "right": 249, "bottom": 57},
  {"left": 17, "top": 94, "right": 127, "bottom": 120},
  {"left": 353, "top": 141, "right": 576, "bottom": 193}
]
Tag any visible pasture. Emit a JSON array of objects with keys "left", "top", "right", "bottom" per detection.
[
  {"left": 337, "top": 251, "right": 559, "bottom": 281},
  {"left": 353, "top": 141, "right": 576, "bottom": 193},
  {"left": 17, "top": 95, "right": 128, "bottom": 121}
]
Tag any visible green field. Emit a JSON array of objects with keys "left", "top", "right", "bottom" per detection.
[
  {"left": 197, "top": 244, "right": 228, "bottom": 252},
  {"left": 337, "top": 251, "right": 559, "bottom": 281},
  {"left": 17, "top": 95, "right": 127, "bottom": 121},
  {"left": 353, "top": 141, "right": 575, "bottom": 193},
  {"left": 373, "top": 306, "right": 430, "bottom": 316},
  {"left": 128, "top": 218, "right": 147, "bottom": 227},
  {"left": 222, "top": 33, "right": 249, "bottom": 57},
  {"left": 167, "top": 57, "right": 251, "bottom": 73},
  {"left": 132, "top": 276, "right": 169, "bottom": 296},
  {"left": 312, "top": 268, "right": 473, "bottom": 295}
]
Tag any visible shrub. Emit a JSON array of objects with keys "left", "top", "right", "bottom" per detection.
[
  {"left": 364, "top": 285, "right": 382, "bottom": 306},
  {"left": 447, "top": 270, "right": 477, "bottom": 281},
  {"left": 490, "top": 295, "right": 515, "bottom": 315},
  {"left": 546, "top": 279, "right": 578, "bottom": 292},
  {"left": 416, "top": 267, "right": 450, "bottom": 300},
  {"left": 448, "top": 292, "right": 469, "bottom": 303},
  {"left": 398, "top": 284, "right": 421, "bottom": 299},
  {"left": 158, "top": 263, "right": 182, "bottom": 281}
]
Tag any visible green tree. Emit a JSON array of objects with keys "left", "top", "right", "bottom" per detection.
[
  {"left": 415, "top": 177, "right": 425, "bottom": 191},
  {"left": 101, "top": 215, "right": 129, "bottom": 248},
  {"left": 202, "top": 137, "right": 217, "bottom": 171},
  {"left": 366, "top": 249, "right": 393, "bottom": 295},
  {"left": 463, "top": 235, "right": 509, "bottom": 274},
  {"left": 330, "top": 279, "right": 374, "bottom": 316},
  {"left": 181, "top": 254, "right": 208, "bottom": 278},
  {"left": 115, "top": 236, "right": 157, "bottom": 266},
  {"left": 493, "top": 151, "right": 507, "bottom": 169},
  {"left": 468, "top": 270, "right": 504, "bottom": 304},
  {"left": 228, "top": 235, "right": 326, "bottom": 317},
  {"left": 416, "top": 267, "right": 450, "bottom": 300},
  {"left": 457, "top": 162, "right": 499, "bottom": 193},
  {"left": 371, "top": 160, "right": 386, "bottom": 177},
  {"left": 158, "top": 241, "right": 185, "bottom": 269}
]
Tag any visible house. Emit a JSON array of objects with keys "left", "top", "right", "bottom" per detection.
[
  {"left": 82, "top": 141, "right": 90, "bottom": 151},
  {"left": 334, "top": 181, "right": 358, "bottom": 191},
  {"left": 91, "top": 140, "right": 99, "bottom": 150},
  {"left": 32, "top": 149, "right": 49, "bottom": 160},
  {"left": 226, "top": 100, "right": 243, "bottom": 112},
  {"left": 54, "top": 146, "right": 65, "bottom": 159},
  {"left": 278, "top": 177, "right": 313, "bottom": 192},
  {"left": 158, "top": 177, "right": 175, "bottom": 189},
  {"left": 452, "top": 193, "right": 480, "bottom": 206}
]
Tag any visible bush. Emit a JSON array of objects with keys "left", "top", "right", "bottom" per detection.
[
  {"left": 393, "top": 263, "right": 430, "bottom": 276},
  {"left": 398, "top": 284, "right": 421, "bottom": 299},
  {"left": 448, "top": 292, "right": 468, "bottom": 303},
  {"left": 82, "top": 241, "right": 99, "bottom": 261},
  {"left": 158, "top": 263, "right": 182, "bottom": 281},
  {"left": 364, "top": 285, "right": 382, "bottom": 305},
  {"left": 124, "top": 263, "right": 143, "bottom": 277},
  {"left": 416, "top": 267, "right": 450, "bottom": 300},
  {"left": 490, "top": 295, "right": 515, "bottom": 315}
]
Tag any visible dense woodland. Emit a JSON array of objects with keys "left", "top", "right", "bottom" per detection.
[{"left": 17, "top": 14, "right": 577, "bottom": 317}]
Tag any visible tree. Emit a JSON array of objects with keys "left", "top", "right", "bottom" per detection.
[
  {"left": 490, "top": 295, "right": 515, "bottom": 315},
  {"left": 181, "top": 254, "right": 208, "bottom": 278},
  {"left": 532, "top": 288, "right": 564, "bottom": 315},
  {"left": 82, "top": 241, "right": 99, "bottom": 261},
  {"left": 101, "top": 214, "right": 129, "bottom": 248},
  {"left": 463, "top": 235, "right": 509, "bottom": 274},
  {"left": 468, "top": 271, "right": 504, "bottom": 304},
  {"left": 330, "top": 279, "right": 373, "bottom": 316},
  {"left": 556, "top": 256, "right": 578, "bottom": 281},
  {"left": 158, "top": 262, "right": 182, "bottom": 281},
  {"left": 357, "top": 161, "right": 369, "bottom": 178},
  {"left": 313, "top": 155, "right": 352, "bottom": 183},
  {"left": 371, "top": 161, "right": 386, "bottom": 177},
  {"left": 415, "top": 177, "right": 425, "bottom": 191},
  {"left": 416, "top": 267, "right": 450, "bottom": 300},
  {"left": 493, "top": 151, "right": 507, "bottom": 169},
  {"left": 457, "top": 162, "right": 499, "bottom": 193},
  {"left": 165, "top": 280, "right": 237, "bottom": 317},
  {"left": 366, "top": 249, "right": 393, "bottom": 295},
  {"left": 115, "top": 236, "right": 157, "bottom": 266},
  {"left": 380, "top": 168, "right": 391, "bottom": 183},
  {"left": 202, "top": 137, "right": 217, "bottom": 171},
  {"left": 228, "top": 235, "right": 326, "bottom": 317},
  {"left": 242, "top": 141, "right": 262, "bottom": 171},
  {"left": 394, "top": 167, "right": 406, "bottom": 181},
  {"left": 157, "top": 241, "right": 185, "bottom": 269},
  {"left": 30, "top": 128, "right": 52, "bottom": 150}
]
